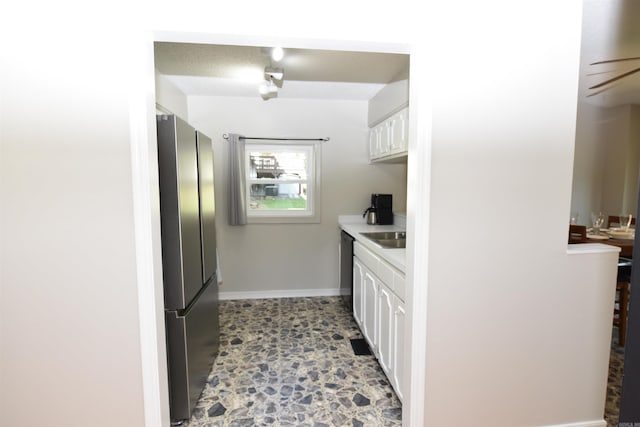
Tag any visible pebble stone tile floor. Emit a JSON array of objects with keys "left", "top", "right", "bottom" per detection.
[
  {"left": 183, "top": 296, "right": 402, "bottom": 427},
  {"left": 179, "top": 296, "right": 624, "bottom": 427},
  {"left": 605, "top": 327, "right": 625, "bottom": 427}
]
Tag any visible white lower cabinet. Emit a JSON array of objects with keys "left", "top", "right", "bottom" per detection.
[
  {"left": 362, "top": 269, "right": 378, "bottom": 352},
  {"left": 353, "top": 241, "right": 405, "bottom": 402},
  {"left": 377, "top": 284, "right": 394, "bottom": 376},
  {"left": 391, "top": 297, "right": 405, "bottom": 402},
  {"left": 353, "top": 258, "right": 364, "bottom": 328}
]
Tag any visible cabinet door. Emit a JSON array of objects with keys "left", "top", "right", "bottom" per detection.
[
  {"left": 353, "top": 257, "right": 364, "bottom": 328},
  {"left": 368, "top": 127, "right": 380, "bottom": 160},
  {"left": 377, "top": 284, "right": 394, "bottom": 377},
  {"left": 392, "top": 298, "right": 406, "bottom": 402},
  {"left": 378, "top": 121, "right": 391, "bottom": 157},
  {"left": 362, "top": 269, "right": 378, "bottom": 351},
  {"left": 389, "top": 109, "right": 408, "bottom": 154}
]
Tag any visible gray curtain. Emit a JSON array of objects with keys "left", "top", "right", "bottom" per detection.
[{"left": 227, "top": 133, "right": 247, "bottom": 225}]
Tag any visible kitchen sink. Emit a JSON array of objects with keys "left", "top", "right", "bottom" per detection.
[{"left": 360, "top": 231, "right": 406, "bottom": 248}]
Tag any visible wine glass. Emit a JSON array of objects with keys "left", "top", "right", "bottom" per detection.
[
  {"left": 619, "top": 213, "right": 632, "bottom": 231},
  {"left": 570, "top": 212, "right": 579, "bottom": 225},
  {"left": 591, "top": 212, "right": 605, "bottom": 235}
]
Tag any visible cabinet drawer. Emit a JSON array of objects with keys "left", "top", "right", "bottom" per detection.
[
  {"left": 379, "top": 259, "right": 405, "bottom": 302},
  {"left": 377, "top": 260, "right": 395, "bottom": 293},
  {"left": 355, "top": 241, "right": 405, "bottom": 301},
  {"left": 354, "top": 242, "right": 380, "bottom": 275}
]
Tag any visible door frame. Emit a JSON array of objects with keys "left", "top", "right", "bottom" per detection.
[
  {"left": 129, "top": 31, "right": 430, "bottom": 427},
  {"left": 619, "top": 188, "right": 640, "bottom": 422}
]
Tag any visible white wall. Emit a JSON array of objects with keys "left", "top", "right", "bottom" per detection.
[
  {"left": 187, "top": 96, "right": 407, "bottom": 295},
  {"left": 571, "top": 102, "right": 607, "bottom": 224},
  {"left": 1, "top": 20, "right": 146, "bottom": 427},
  {"left": 1, "top": 3, "right": 417, "bottom": 426},
  {"left": 601, "top": 106, "right": 633, "bottom": 215},
  {"left": 628, "top": 105, "right": 640, "bottom": 213},
  {"left": 368, "top": 68, "right": 410, "bottom": 127},
  {"left": 571, "top": 103, "right": 640, "bottom": 224},
  {"left": 421, "top": 1, "right": 610, "bottom": 426},
  {"left": 155, "top": 71, "right": 189, "bottom": 119},
  {"left": 2, "top": 1, "right": 608, "bottom": 427}
]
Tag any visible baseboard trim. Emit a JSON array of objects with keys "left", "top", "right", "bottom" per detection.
[
  {"left": 219, "top": 288, "right": 348, "bottom": 301},
  {"left": 543, "top": 420, "right": 605, "bottom": 427}
]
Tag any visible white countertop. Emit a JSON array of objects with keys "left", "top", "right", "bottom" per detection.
[
  {"left": 338, "top": 214, "right": 407, "bottom": 272},
  {"left": 567, "top": 243, "right": 621, "bottom": 255}
]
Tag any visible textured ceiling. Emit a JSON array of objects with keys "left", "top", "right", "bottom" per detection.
[
  {"left": 154, "top": 42, "right": 409, "bottom": 100},
  {"left": 154, "top": 43, "right": 409, "bottom": 83},
  {"left": 154, "top": 1, "right": 639, "bottom": 107}
]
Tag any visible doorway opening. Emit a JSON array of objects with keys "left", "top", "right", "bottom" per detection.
[{"left": 139, "top": 38, "right": 415, "bottom": 427}]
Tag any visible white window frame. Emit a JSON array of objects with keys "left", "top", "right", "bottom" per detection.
[{"left": 245, "top": 142, "right": 322, "bottom": 224}]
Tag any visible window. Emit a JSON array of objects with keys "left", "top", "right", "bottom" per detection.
[{"left": 245, "top": 143, "right": 321, "bottom": 223}]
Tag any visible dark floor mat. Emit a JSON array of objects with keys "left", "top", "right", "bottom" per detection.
[{"left": 350, "top": 338, "right": 372, "bottom": 355}]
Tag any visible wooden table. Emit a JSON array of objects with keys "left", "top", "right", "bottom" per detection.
[{"left": 568, "top": 225, "right": 634, "bottom": 257}]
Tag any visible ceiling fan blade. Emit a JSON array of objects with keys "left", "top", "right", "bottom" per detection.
[
  {"left": 590, "top": 56, "right": 640, "bottom": 65},
  {"left": 589, "top": 67, "right": 640, "bottom": 89}
]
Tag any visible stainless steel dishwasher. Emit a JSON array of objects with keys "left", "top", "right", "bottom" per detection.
[{"left": 340, "top": 230, "right": 355, "bottom": 311}]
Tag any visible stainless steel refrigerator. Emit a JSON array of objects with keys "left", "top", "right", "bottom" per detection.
[{"left": 156, "top": 114, "right": 219, "bottom": 423}]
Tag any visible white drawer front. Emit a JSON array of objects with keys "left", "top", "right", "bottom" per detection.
[
  {"left": 377, "top": 260, "right": 395, "bottom": 294},
  {"left": 354, "top": 242, "right": 380, "bottom": 276}
]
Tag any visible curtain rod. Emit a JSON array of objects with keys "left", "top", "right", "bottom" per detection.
[{"left": 223, "top": 134, "right": 329, "bottom": 142}]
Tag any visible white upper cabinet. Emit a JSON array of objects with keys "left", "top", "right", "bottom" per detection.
[
  {"left": 367, "top": 70, "right": 409, "bottom": 163},
  {"left": 378, "top": 121, "right": 391, "bottom": 158},
  {"left": 389, "top": 108, "right": 408, "bottom": 153},
  {"left": 368, "top": 106, "right": 408, "bottom": 162},
  {"left": 368, "top": 126, "right": 380, "bottom": 159}
]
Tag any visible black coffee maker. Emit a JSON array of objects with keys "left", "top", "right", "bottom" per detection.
[{"left": 371, "top": 194, "right": 393, "bottom": 225}]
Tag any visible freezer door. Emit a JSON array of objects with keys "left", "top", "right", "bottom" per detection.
[
  {"left": 165, "top": 281, "right": 219, "bottom": 422},
  {"left": 157, "top": 115, "right": 205, "bottom": 310},
  {"left": 196, "top": 130, "right": 217, "bottom": 284}
]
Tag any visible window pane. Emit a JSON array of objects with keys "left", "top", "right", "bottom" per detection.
[
  {"left": 250, "top": 191, "right": 307, "bottom": 210},
  {"left": 248, "top": 151, "right": 307, "bottom": 180},
  {"left": 248, "top": 149, "right": 310, "bottom": 212}
]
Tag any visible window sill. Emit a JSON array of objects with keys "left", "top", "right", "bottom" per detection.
[{"left": 247, "top": 214, "right": 320, "bottom": 224}]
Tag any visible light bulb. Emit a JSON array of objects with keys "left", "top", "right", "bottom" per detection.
[{"left": 271, "top": 47, "right": 284, "bottom": 62}]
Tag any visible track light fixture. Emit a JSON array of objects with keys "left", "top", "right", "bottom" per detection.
[
  {"left": 258, "top": 48, "right": 285, "bottom": 100},
  {"left": 259, "top": 80, "right": 278, "bottom": 95},
  {"left": 259, "top": 80, "right": 278, "bottom": 100},
  {"left": 264, "top": 67, "right": 284, "bottom": 81},
  {"left": 259, "top": 66, "right": 284, "bottom": 100}
]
